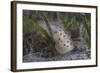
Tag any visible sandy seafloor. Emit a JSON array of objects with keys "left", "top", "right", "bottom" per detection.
[{"left": 23, "top": 40, "right": 91, "bottom": 62}]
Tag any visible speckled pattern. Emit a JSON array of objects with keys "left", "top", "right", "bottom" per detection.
[{"left": 53, "top": 28, "right": 74, "bottom": 54}]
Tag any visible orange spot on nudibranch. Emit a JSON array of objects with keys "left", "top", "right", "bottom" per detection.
[
  {"left": 58, "top": 38, "right": 60, "bottom": 40},
  {"left": 64, "top": 44, "right": 69, "bottom": 48},
  {"left": 67, "top": 41, "right": 69, "bottom": 43},
  {"left": 66, "top": 45, "right": 69, "bottom": 47},
  {"left": 64, "top": 44, "right": 66, "bottom": 46}
]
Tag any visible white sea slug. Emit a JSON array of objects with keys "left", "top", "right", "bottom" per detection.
[{"left": 51, "top": 24, "right": 74, "bottom": 54}]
